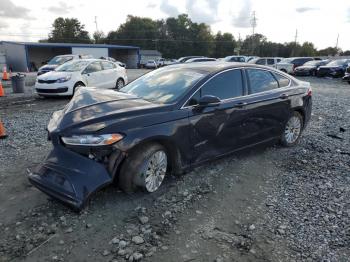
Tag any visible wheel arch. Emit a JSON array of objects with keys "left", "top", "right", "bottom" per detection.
[
  {"left": 123, "top": 136, "right": 183, "bottom": 176},
  {"left": 293, "top": 107, "right": 305, "bottom": 127}
]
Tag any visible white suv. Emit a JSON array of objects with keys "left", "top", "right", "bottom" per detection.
[
  {"left": 249, "top": 57, "right": 283, "bottom": 67},
  {"left": 35, "top": 59, "right": 127, "bottom": 97}
]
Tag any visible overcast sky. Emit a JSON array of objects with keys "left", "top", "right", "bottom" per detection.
[{"left": 0, "top": 0, "right": 349, "bottom": 50}]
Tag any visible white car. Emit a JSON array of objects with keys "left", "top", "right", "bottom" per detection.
[
  {"left": 248, "top": 57, "right": 283, "bottom": 67},
  {"left": 35, "top": 59, "right": 128, "bottom": 97},
  {"left": 223, "top": 55, "right": 249, "bottom": 63},
  {"left": 145, "top": 60, "right": 157, "bottom": 69}
]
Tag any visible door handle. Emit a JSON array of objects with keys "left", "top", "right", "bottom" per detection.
[
  {"left": 234, "top": 102, "right": 247, "bottom": 108},
  {"left": 279, "top": 93, "right": 289, "bottom": 99}
]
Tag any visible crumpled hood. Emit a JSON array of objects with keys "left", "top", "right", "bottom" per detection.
[{"left": 48, "top": 87, "right": 162, "bottom": 135}]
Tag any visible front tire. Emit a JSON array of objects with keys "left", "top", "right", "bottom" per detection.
[
  {"left": 281, "top": 112, "right": 303, "bottom": 147},
  {"left": 116, "top": 78, "right": 125, "bottom": 90},
  {"left": 118, "top": 143, "right": 168, "bottom": 193},
  {"left": 73, "top": 82, "right": 85, "bottom": 95}
]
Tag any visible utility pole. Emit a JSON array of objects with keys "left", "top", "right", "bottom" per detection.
[
  {"left": 335, "top": 33, "right": 339, "bottom": 49},
  {"left": 250, "top": 11, "right": 257, "bottom": 55},
  {"left": 292, "top": 29, "right": 298, "bottom": 56},
  {"left": 94, "top": 16, "right": 98, "bottom": 32}
]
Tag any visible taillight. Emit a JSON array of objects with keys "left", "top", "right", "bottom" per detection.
[{"left": 307, "top": 88, "right": 312, "bottom": 96}]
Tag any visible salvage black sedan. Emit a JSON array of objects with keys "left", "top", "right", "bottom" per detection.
[
  {"left": 317, "top": 59, "right": 350, "bottom": 77},
  {"left": 28, "top": 62, "right": 312, "bottom": 210},
  {"left": 294, "top": 60, "right": 329, "bottom": 76}
]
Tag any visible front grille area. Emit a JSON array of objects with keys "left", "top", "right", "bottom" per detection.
[
  {"left": 36, "top": 87, "right": 68, "bottom": 93},
  {"left": 38, "top": 79, "right": 57, "bottom": 84}
]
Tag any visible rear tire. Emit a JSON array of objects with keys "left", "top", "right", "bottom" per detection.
[
  {"left": 118, "top": 143, "right": 168, "bottom": 193},
  {"left": 280, "top": 111, "right": 303, "bottom": 147}
]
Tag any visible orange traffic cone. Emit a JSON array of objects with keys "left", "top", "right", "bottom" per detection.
[
  {"left": 0, "top": 120, "right": 7, "bottom": 139},
  {"left": 0, "top": 81, "right": 4, "bottom": 97},
  {"left": 2, "top": 66, "right": 9, "bottom": 81}
]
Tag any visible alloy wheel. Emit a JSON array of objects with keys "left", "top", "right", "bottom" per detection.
[
  {"left": 117, "top": 79, "right": 124, "bottom": 90},
  {"left": 144, "top": 150, "right": 167, "bottom": 192},
  {"left": 284, "top": 116, "right": 302, "bottom": 144}
]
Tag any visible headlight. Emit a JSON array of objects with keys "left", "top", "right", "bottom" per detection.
[
  {"left": 61, "top": 134, "right": 124, "bottom": 146},
  {"left": 56, "top": 75, "right": 71, "bottom": 83}
]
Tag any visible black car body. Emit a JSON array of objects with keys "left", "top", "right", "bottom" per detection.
[
  {"left": 343, "top": 66, "right": 350, "bottom": 84},
  {"left": 317, "top": 59, "right": 350, "bottom": 77},
  {"left": 294, "top": 60, "right": 329, "bottom": 76},
  {"left": 28, "top": 62, "right": 312, "bottom": 210}
]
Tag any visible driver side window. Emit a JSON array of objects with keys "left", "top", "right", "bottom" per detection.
[
  {"left": 187, "top": 69, "right": 244, "bottom": 106},
  {"left": 84, "top": 62, "right": 102, "bottom": 74}
]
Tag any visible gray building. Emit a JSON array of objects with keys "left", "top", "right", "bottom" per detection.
[
  {"left": 0, "top": 41, "right": 140, "bottom": 71},
  {"left": 139, "top": 50, "right": 162, "bottom": 66}
]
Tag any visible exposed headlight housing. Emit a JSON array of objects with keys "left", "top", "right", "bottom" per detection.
[
  {"left": 61, "top": 134, "right": 123, "bottom": 146},
  {"left": 56, "top": 75, "right": 71, "bottom": 83}
]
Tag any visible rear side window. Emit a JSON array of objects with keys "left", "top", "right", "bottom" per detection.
[
  {"left": 246, "top": 69, "right": 278, "bottom": 94},
  {"left": 256, "top": 59, "right": 266, "bottom": 65},
  {"left": 102, "top": 62, "right": 114, "bottom": 70},
  {"left": 273, "top": 73, "right": 291, "bottom": 87}
]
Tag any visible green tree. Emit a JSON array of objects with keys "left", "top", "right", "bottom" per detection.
[
  {"left": 106, "top": 15, "right": 159, "bottom": 49},
  {"left": 318, "top": 47, "right": 341, "bottom": 56},
  {"left": 299, "top": 42, "right": 317, "bottom": 56},
  {"left": 93, "top": 30, "right": 105, "bottom": 44},
  {"left": 48, "top": 17, "right": 91, "bottom": 43},
  {"left": 213, "top": 32, "right": 236, "bottom": 58}
]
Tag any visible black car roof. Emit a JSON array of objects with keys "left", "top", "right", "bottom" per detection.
[{"left": 165, "top": 61, "right": 279, "bottom": 74}]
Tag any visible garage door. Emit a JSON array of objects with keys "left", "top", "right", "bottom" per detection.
[{"left": 72, "top": 47, "right": 108, "bottom": 59}]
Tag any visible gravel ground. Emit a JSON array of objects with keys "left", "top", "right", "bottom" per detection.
[{"left": 0, "top": 77, "right": 349, "bottom": 262}]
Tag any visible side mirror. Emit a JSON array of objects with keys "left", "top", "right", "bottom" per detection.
[{"left": 198, "top": 95, "right": 221, "bottom": 107}]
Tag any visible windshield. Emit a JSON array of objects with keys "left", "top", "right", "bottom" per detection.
[
  {"left": 327, "top": 59, "right": 347, "bottom": 66},
  {"left": 119, "top": 67, "right": 205, "bottom": 104},
  {"left": 56, "top": 61, "right": 90, "bottom": 72},
  {"left": 48, "top": 56, "right": 73, "bottom": 65},
  {"left": 248, "top": 58, "right": 259, "bottom": 64}
]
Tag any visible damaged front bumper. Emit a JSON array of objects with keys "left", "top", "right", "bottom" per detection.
[{"left": 28, "top": 145, "right": 122, "bottom": 211}]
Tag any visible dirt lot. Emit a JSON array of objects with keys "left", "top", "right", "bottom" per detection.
[{"left": 0, "top": 76, "right": 349, "bottom": 262}]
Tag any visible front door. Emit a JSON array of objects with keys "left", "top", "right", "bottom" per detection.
[
  {"left": 186, "top": 69, "right": 247, "bottom": 164},
  {"left": 82, "top": 62, "right": 104, "bottom": 87}
]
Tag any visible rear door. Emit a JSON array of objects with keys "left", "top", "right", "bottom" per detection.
[
  {"left": 240, "top": 68, "right": 293, "bottom": 145},
  {"left": 82, "top": 62, "right": 104, "bottom": 87},
  {"left": 186, "top": 69, "right": 248, "bottom": 164},
  {"left": 101, "top": 61, "right": 117, "bottom": 88}
]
